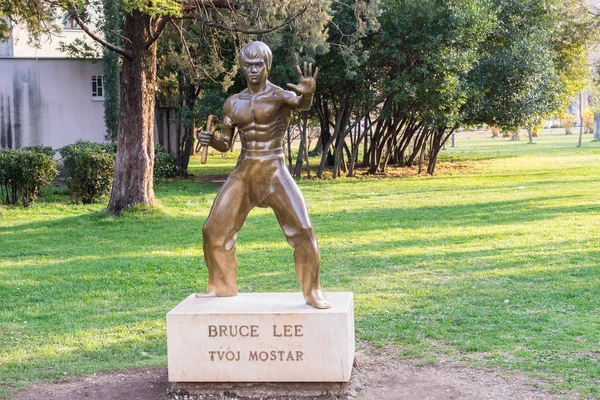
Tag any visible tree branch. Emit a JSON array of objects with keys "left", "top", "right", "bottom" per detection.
[
  {"left": 69, "top": 8, "right": 132, "bottom": 59},
  {"left": 172, "top": 21, "right": 199, "bottom": 77},
  {"left": 182, "top": 0, "right": 237, "bottom": 13},
  {"left": 145, "top": 16, "right": 171, "bottom": 49},
  {"left": 179, "top": 4, "right": 309, "bottom": 35}
]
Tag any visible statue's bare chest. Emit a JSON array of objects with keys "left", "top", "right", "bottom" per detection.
[{"left": 230, "top": 92, "right": 290, "bottom": 127}]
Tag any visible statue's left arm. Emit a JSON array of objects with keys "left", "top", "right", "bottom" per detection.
[{"left": 285, "top": 62, "right": 319, "bottom": 111}]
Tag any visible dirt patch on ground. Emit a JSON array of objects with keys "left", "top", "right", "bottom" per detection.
[
  {"left": 9, "top": 368, "right": 169, "bottom": 400},
  {"left": 350, "top": 345, "right": 569, "bottom": 400},
  {"left": 10, "top": 344, "right": 570, "bottom": 400}
]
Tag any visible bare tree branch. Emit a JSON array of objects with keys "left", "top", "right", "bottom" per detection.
[
  {"left": 145, "top": 16, "right": 171, "bottom": 49},
  {"left": 68, "top": 8, "right": 132, "bottom": 58},
  {"left": 179, "top": 5, "right": 309, "bottom": 35},
  {"left": 172, "top": 20, "right": 199, "bottom": 77},
  {"left": 182, "top": 0, "right": 237, "bottom": 13}
]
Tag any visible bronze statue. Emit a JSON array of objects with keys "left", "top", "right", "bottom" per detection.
[{"left": 196, "top": 41, "right": 331, "bottom": 309}]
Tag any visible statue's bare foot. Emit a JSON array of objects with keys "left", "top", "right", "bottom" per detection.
[
  {"left": 195, "top": 291, "right": 217, "bottom": 298},
  {"left": 305, "top": 289, "right": 332, "bottom": 309}
]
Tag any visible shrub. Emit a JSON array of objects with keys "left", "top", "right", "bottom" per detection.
[
  {"left": 583, "top": 109, "right": 594, "bottom": 133},
  {"left": 0, "top": 149, "right": 20, "bottom": 205},
  {"left": 562, "top": 113, "right": 576, "bottom": 134},
  {"left": 21, "top": 145, "right": 56, "bottom": 157},
  {"left": 59, "top": 141, "right": 115, "bottom": 204},
  {"left": 101, "top": 142, "right": 118, "bottom": 154},
  {"left": 154, "top": 146, "right": 178, "bottom": 179},
  {"left": 0, "top": 149, "right": 58, "bottom": 206}
]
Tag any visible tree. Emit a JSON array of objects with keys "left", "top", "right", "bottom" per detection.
[
  {"left": 361, "top": 0, "right": 495, "bottom": 174},
  {"left": 2, "top": 0, "right": 327, "bottom": 214},
  {"left": 311, "top": 0, "right": 380, "bottom": 178},
  {"left": 461, "top": 0, "right": 597, "bottom": 134}
]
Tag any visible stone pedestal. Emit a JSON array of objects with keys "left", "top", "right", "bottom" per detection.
[{"left": 167, "top": 292, "right": 354, "bottom": 382}]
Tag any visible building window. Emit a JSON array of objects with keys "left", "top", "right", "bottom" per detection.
[{"left": 91, "top": 75, "right": 104, "bottom": 101}]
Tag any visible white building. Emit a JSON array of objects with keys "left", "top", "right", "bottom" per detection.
[{"left": 0, "top": 18, "right": 107, "bottom": 150}]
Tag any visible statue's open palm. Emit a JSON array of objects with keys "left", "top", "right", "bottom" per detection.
[{"left": 287, "top": 62, "right": 319, "bottom": 95}]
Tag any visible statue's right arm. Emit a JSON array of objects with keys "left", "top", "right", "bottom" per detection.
[
  {"left": 209, "top": 116, "right": 234, "bottom": 152},
  {"left": 198, "top": 98, "right": 235, "bottom": 152}
]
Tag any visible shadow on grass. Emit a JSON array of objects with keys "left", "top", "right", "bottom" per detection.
[
  {"left": 2, "top": 191, "right": 598, "bottom": 248},
  {"left": 2, "top": 185, "right": 600, "bottom": 395}
]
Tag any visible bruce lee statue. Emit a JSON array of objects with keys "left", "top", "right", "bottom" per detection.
[{"left": 196, "top": 41, "right": 331, "bottom": 309}]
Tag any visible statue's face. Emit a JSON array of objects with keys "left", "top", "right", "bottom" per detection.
[{"left": 241, "top": 57, "right": 268, "bottom": 85}]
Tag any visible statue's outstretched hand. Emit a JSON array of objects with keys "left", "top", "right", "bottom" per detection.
[{"left": 286, "top": 62, "right": 319, "bottom": 95}]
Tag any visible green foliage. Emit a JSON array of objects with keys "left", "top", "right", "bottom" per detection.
[
  {"left": 155, "top": 0, "right": 337, "bottom": 133},
  {"left": 461, "top": 0, "right": 598, "bottom": 130},
  {"left": 310, "top": 0, "right": 597, "bottom": 177},
  {"left": 58, "top": 38, "right": 102, "bottom": 58},
  {"left": 102, "top": 0, "right": 122, "bottom": 142},
  {"left": 0, "top": 148, "right": 58, "bottom": 206},
  {"left": 153, "top": 146, "right": 178, "bottom": 179},
  {"left": 59, "top": 141, "right": 115, "bottom": 204},
  {"left": 375, "top": 0, "right": 495, "bottom": 128},
  {"left": 102, "top": 49, "right": 120, "bottom": 142},
  {"left": 0, "top": 15, "right": 9, "bottom": 41},
  {"left": 20, "top": 145, "right": 56, "bottom": 157},
  {"left": 120, "top": 0, "right": 182, "bottom": 17},
  {"left": 315, "top": 0, "right": 380, "bottom": 88},
  {"left": 0, "top": 0, "right": 60, "bottom": 46}
]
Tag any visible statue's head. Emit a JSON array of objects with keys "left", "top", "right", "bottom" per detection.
[{"left": 239, "top": 41, "right": 272, "bottom": 85}]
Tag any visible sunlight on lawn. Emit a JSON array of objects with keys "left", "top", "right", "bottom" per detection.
[{"left": 1, "top": 134, "right": 599, "bottom": 397}]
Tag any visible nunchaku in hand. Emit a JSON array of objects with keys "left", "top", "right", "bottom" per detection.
[{"left": 196, "top": 115, "right": 214, "bottom": 164}]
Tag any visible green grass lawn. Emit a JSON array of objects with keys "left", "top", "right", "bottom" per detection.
[{"left": 1, "top": 134, "right": 599, "bottom": 398}]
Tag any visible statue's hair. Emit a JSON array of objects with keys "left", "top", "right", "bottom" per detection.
[{"left": 238, "top": 41, "right": 272, "bottom": 72}]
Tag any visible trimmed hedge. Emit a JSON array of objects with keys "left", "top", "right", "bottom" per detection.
[
  {"left": 2, "top": 141, "right": 178, "bottom": 205},
  {"left": 59, "top": 141, "right": 115, "bottom": 204},
  {"left": 0, "top": 148, "right": 58, "bottom": 206}
]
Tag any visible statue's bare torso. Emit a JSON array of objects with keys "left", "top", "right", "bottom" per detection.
[{"left": 224, "top": 82, "right": 296, "bottom": 151}]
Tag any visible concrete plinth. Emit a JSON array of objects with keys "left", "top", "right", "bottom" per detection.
[{"left": 167, "top": 292, "right": 354, "bottom": 382}]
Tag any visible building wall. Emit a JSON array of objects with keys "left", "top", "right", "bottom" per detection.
[
  {"left": 10, "top": 23, "right": 99, "bottom": 58},
  {"left": 0, "top": 59, "right": 106, "bottom": 150}
]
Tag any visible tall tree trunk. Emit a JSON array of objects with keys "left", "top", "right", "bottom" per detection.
[
  {"left": 527, "top": 128, "right": 534, "bottom": 144},
  {"left": 294, "top": 114, "right": 307, "bottom": 178},
  {"left": 313, "top": 93, "right": 331, "bottom": 158},
  {"left": 317, "top": 93, "right": 348, "bottom": 178},
  {"left": 287, "top": 125, "right": 293, "bottom": 171},
  {"left": 362, "top": 120, "right": 370, "bottom": 165},
  {"left": 593, "top": 114, "right": 600, "bottom": 141},
  {"left": 180, "top": 126, "right": 193, "bottom": 176},
  {"left": 427, "top": 128, "right": 454, "bottom": 175},
  {"left": 304, "top": 114, "right": 311, "bottom": 178},
  {"left": 407, "top": 128, "right": 428, "bottom": 166},
  {"left": 577, "top": 90, "right": 583, "bottom": 148},
  {"left": 107, "top": 12, "right": 157, "bottom": 214},
  {"left": 417, "top": 137, "right": 426, "bottom": 174}
]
